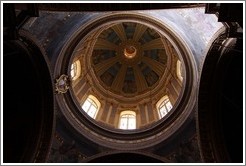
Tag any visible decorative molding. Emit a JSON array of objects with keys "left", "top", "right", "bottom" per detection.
[{"left": 55, "top": 74, "right": 70, "bottom": 94}]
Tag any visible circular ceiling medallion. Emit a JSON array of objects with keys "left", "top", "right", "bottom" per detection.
[{"left": 124, "top": 46, "right": 137, "bottom": 59}]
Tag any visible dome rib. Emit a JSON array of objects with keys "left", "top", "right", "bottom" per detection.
[{"left": 91, "top": 22, "right": 170, "bottom": 96}]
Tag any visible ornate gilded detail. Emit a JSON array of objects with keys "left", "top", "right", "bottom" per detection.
[{"left": 55, "top": 74, "right": 70, "bottom": 94}]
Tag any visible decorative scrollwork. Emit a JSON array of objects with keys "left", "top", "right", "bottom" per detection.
[{"left": 55, "top": 74, "right": 70, "bottom": 94}]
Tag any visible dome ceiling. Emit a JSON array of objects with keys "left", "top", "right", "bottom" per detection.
[
  {"left": 69, "top": 17, "right": 184, "bottom": 131},
  {"left": 91, "top": 22, "right": 168, "bottom": 96}
]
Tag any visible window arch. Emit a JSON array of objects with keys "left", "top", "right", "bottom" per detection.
[
  {"left": 118, "top": 111, "right": 136, "bottom": 130},
  {"left": 156, "top": 95, "right": 172, "bottom": 119},
  {"left": 176, "top": 60, "right": 183, "bottom": 82},
  {"left": 70, "top": 60, "right": 81, "bottom": 81},
  {"left": 81, "top": 95, "right": 101, "bottom": 119}
]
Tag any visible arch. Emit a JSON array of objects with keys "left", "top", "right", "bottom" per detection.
[
  {"left": 4, "top": 31, "right": 55, "bottom": 162},
  {"left": 70, "top": 60, "right": 81, "bottom": 81},
  {"left": 198, "top": 36, "right": 243, "bottom": 162},
  {"left": 84, "top": 151, "right": 169, "bottom": 163},
  {"left": 156, "top": 95, "right": 172, "bottom": 119},
  {"left": 118, "top": 111, "right": 136, "bottom": 129},
  {"left": 82, "top": 95, "right": 101, "bottom": 119}
]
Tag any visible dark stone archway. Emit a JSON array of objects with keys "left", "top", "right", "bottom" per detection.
[
  {"left": 3, "top": 36, "right": 55, "bottom": 162},
  {"left": 198, "top": 36, "right": 243, "bottom": 163}
]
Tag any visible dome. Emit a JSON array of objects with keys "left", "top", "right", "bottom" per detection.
[
  {"left": 69, "top": 15, "right": 185, "bottom": 131},
  {"left": 55, "top": 12, "right": 197, "bottom": 150},
  {"left": 4, "top": 3, "right": 243, "bottom": 163},
  {"left": 91, "top": 22, "right": 168, "bottom": 97}
]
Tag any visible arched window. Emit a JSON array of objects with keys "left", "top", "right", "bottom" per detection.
[
  {"left": 156, "top": 96, "right": 172, "bottom": 119},
  {"left": 176, "top": 60, "right": 183, "bottom": 82},
  {"left": 81, "top": 95, "right": 101, "bottom": 119},
  {"left": 70, "top": 60, "right": 81, "bottom": 81},
  {"left": 119, "top": 111, "right": 136, "bottom": 130}
]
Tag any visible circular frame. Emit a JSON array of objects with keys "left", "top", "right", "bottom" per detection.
[{"left": 54, "top": 12, "right": 198, "bottom": 150}]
